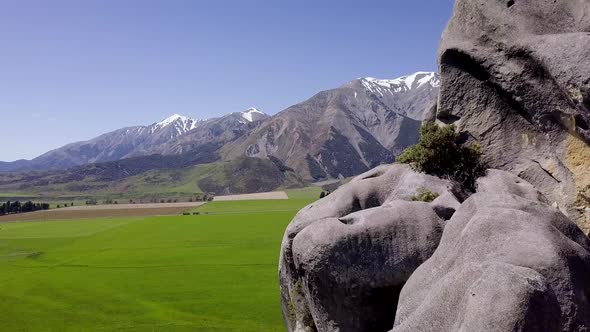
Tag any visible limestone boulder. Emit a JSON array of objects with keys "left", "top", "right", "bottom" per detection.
[
  {"left": 392, "top": 170, "right": 590, "bottom": 332},
  {"left": 435, "top": 0, "right": 590, "bottom": 234},
  {"left": 279, "top": 164, "right": 464, "bottom": 332}
]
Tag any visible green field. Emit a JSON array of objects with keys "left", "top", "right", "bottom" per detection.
[
  {"left": 285, "top": 187, "right": 323, "bottom": 200},
  {"left": 0, "top": 199, "right": 314, "bottom": 331},
  {"left": 189, "top": 199, "right": 313, "bottom": 215}
]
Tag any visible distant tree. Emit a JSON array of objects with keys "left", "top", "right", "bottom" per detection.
[
  {"left": 0, "top": 201, "right": 49, "bottom": 215},
  {"left": 56, "top": 204, "right": 61, "bottom": 208},
  {"left": 114, "top": 201, "right": 118, "bottom": 205},
  {"left": 160, "top": 199, "right": 165, "bottom": 204},
  {"left": 188, "top": 197, "right": 193, "bottom": 202},
  {"left": 71, "top": 202, "right": 74, "bottom": 206}
]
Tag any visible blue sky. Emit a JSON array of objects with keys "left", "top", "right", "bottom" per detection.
[{"left": 0, "top": 0, "right": 454, "bottom": 161}]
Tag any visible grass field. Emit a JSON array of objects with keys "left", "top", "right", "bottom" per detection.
[
  {"left": 0, "top": 199, "right": 314, "bottom": 331},
  {"left": 285, "top": 187, "right": 323, "bottom": 200},
  {"left": 190, "top": 199, "right": 312, "bottom": 215}
]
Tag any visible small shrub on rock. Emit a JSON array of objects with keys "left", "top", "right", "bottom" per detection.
[
  {"left": 397, "top": 122, "right": 485, "bottom": 191},
  {"left": 410, "top": 188, "right": 440, "bottom": 203}
]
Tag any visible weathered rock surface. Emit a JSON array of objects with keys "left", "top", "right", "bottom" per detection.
[
  {"left": 392, "top": 170, "right": 590, "bottom": 332},
  {"left": 279, "top": 164, "right": 464, "bottom": 332},
  {"left": 280, "top": 167, "right": 590, "bottom": 331},
  {"left": 280, "top": 1, "right": 590, "bottom": 330},
  {"left": 433, "top": 0, "right": 590, "bottom": 234}
]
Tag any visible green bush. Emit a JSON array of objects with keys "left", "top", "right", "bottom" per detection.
[
  {"left": 410, "top": 188, "right": 440, "bottom": 203},
  {"left": 397, "top": 122, "right": 485, "bottom": 191}
]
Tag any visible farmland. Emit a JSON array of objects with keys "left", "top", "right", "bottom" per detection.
[
  {"left": 0, "top": 197, "right": 315, "bottom": 331},
  {"left": 0, "top": 202, "right": 207, "bottom": 223}
]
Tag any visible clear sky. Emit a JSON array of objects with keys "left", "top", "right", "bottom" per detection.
[{"left": 0, "top": 0, "right": 455, "bottom": 161}]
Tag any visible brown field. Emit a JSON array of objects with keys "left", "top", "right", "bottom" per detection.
[
  {"left": 212, "top": 191, "right": 289, "bottom": 201},
  {"left": 0, "top": 202, "right": 205, "bottom": 223}
]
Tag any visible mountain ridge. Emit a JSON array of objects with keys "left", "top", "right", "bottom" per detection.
[
  {"left": 0, "top": 71, "right": 440, "bottom": 191},
  {"left": 222, "top": 71, "right": 439, "bottom": 180},
  {"left": 0, "top": 108, "right": 269, "bottom": 173}
]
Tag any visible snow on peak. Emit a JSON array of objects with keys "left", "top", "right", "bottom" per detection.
[
  {"left": 361, "top": 72, "right": 440, "bottom": 94},
  {"left": 156, "top": 114, "right": 189, "bottom": 127},
  {"left": 241, "top": 107, "right": 267, "bottom": 122},
  {"left": 152, "top": 113, "right": 201, "bottom": 135}
]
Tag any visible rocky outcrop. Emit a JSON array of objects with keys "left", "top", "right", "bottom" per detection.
[
  {"left": 279, "top": 1, "right": 590, "bottom": 330},
  {"left": 279, "top": 164, "right": 465, "bottom": 331},
  {"left": 279, "top": 168, "right": 590, "bottom": 331},
  {"left": 432, "top": 0, "right": 590, "bottom": 234},
  {"left": 392, "top": 170, "right": 590, "bottom": 332}
]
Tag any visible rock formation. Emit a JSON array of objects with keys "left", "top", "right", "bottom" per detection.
[
  {"left": 392, "top": 170, "right": 590, "bottom": 332},
  {"left": 279, "top": 167, "right": 590, "bottom": 331},
  {"left": 431, "top": 0, "right": 590, "bottom": 234},
  {"left": 279, "top": 164, "right": 465, "bottom": 331},
  {"left": 279, "top": 1, "right": 590, "bottom": 330}
]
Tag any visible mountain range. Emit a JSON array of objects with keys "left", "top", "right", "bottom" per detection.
[
  {"left": 0, "top": 72, "right": 440, "bottom": 195},
  {"left": 0, "top": 108, "right": 269, "bottom": 173}
]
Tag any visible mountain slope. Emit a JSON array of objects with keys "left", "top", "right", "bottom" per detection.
[
  {"left": 0, "top": 109, "right": 269, "bottom": 172},
  {"left": 222, "top": 72, "right": 439, "bottom": 180},
  {"left": 0, "top": 152, "right": 304, "bottom": 198}
]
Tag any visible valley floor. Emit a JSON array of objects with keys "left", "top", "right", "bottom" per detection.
[
  {"left": 0, "top": 203, "right": 204, "bottom": 223},
  {"left": 0, "top": 190, "right": 307, "bottom": 223},
  {"left": 0, "top": 197, "right": 315, "bottom": 331}
]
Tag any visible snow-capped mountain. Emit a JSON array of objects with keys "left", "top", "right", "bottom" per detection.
[
  {"left": 0, "top": 71, "right": 437, "bottom": 180},
  {"left": 361, "top": 72, "right": 440, "bottom": 94},
  {"left": 357, "top": 72, "right": 440, "bottom": 120},
  {"left": 223, "top": 72, "right": 440, "bottom": 180},
  {"left": 0, "top": 109, "right": 269, "bottom": 172},
  {"left": 151, "top": 108, "right": 270, "bottom": 155}
]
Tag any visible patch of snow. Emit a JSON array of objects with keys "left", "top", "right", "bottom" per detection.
[
  {"left": 156, "top": 114, "right": 188, "bottom": 127},
  {"left": 241, "top": 107, "right": 266, "bottom": 122},
  {"left": 150, "top": 114, "right": 201, "bottom": 135},
  {"left": 361, "top": 72, "right": 440, "bottom": 94}
]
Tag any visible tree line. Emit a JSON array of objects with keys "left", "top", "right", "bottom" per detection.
[{"left": 0, "top": 201, "right": 50, "bottom": 215}]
